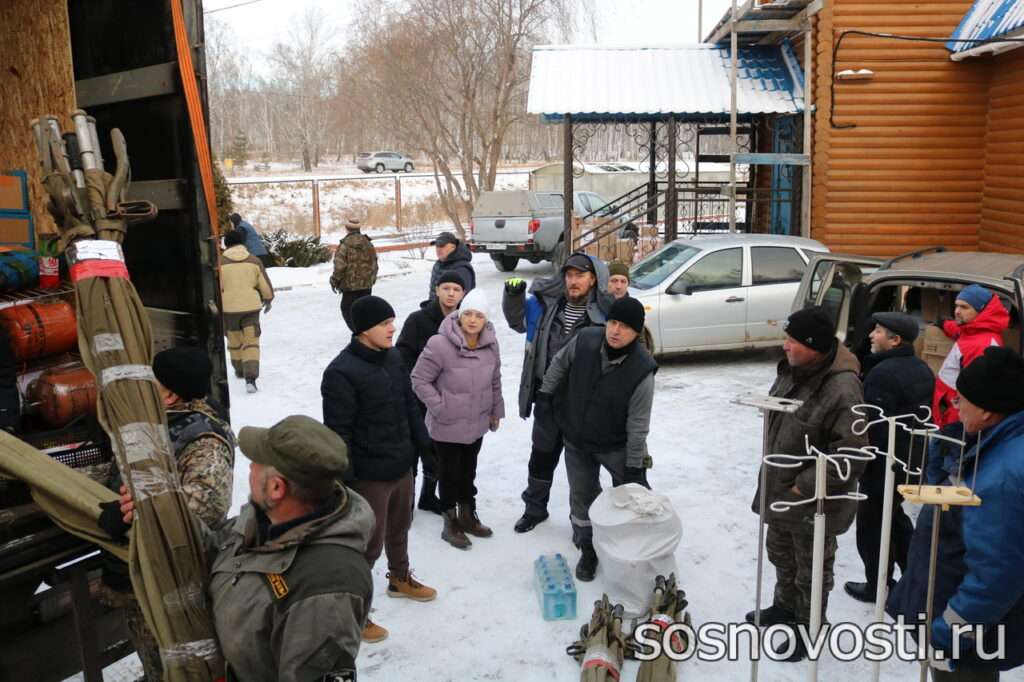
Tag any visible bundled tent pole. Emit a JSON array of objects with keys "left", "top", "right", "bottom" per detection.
[{"left": 20, "top": 109, "right": 226, "bottom": 681}]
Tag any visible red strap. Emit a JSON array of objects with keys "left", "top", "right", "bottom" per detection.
[
  {"left": 70, "top": 259, "right": 130, "bottom": 283},
  {"left": 582, "top": 657, "right": 620, "bottom": 681}
]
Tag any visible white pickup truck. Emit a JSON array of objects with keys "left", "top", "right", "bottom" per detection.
[{"left": 468, "top": 190, "right": 616, "bottom": 271}]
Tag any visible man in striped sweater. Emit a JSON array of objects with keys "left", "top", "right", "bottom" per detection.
[{"left": 502, "top": 252, "right": 613, "bottom": 533}]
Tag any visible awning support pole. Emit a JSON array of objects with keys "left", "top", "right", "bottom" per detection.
[
  {"left": 563, "top": 113, "right": 574, "bottom": 249},
  {"left": 729, "top": 0, "right": 739, "bottom": 234},
  {"left": 801, "top": 22, "right": 813, "bottom": 239}
]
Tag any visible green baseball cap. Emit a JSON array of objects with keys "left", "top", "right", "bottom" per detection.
[{"left": 238, "top": 415, "right": 348, "bottom": 486}]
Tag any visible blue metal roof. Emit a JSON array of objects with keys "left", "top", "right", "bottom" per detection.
[
  {"left": 527, "top": 44, "right": 802, "bottom": 123},
  {"left": 948, "top": 0, "right": 1024, "bottom": 54}
]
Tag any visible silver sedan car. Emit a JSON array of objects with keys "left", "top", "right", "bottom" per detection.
[
  {"left": 357, "top": 151, "right": 416, "bottom": 173},
  {"left": 630, "top": 234, "right": 829, "bottom": 356}
]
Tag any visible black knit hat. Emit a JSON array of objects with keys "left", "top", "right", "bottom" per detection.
[
  {"left": 153, "top": 347, "right": 211, "bottom": 401},
  {"left": 436, "top": 271, "right": 466, "bottom": 290},
  {"left": 607, "top": 296, "right": 646, "bottom": 334},
  {"left": 784, "top": 306, "right": 835, "bottom": 353},
  {"left": 956, "top": 346, "right": 1024, "bottom": 414},
  {"left": 351, "top": 295, "right": 396, "bottom": 335}
]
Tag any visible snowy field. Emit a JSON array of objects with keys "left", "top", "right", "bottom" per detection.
[
  {"left": 76, "top": 251, "right": 1024, "bottom": 681},
  {"left": 229, "top": 170, "right": 531, "bottom": 242}
]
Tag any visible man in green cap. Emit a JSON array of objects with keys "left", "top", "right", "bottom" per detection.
[{"left": 113, "top": 414, "right": 374, "bottom": 682}]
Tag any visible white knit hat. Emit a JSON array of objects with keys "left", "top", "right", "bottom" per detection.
[{"left": 459, "top": 288, "right": 491, "bottom": 319}]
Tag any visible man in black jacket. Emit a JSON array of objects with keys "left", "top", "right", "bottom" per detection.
[
  {"left": 322, "top": 295, "right": 437, "bottom": 644},
  {"left": 845, "top": 312, "right": 934, "bottom": 603},
  {"left": 397, "top": 271, "right": 466, "bottom": 512},
  {"left": 538, "top": 296, "right": 656, "bottom": 581},
  {"left": 428, "top": 232, "right": 475, "bottom": 299}
]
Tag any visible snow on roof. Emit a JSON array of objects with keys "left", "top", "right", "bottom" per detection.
[
  {"left": 948, "top": 0, "right": 1024, "bottom": 59},
  {"left": 526, "top": 44, "right": 803, "bottom": 122}
]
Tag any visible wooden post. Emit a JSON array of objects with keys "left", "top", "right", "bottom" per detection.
[
  {"left": 802, "top": 24, "right": 813, "bottom": 239},
  {"left": 647, "top": 122, "right": 657, "bottom": 229},
  {"left": 667, "top": 115, "right": 678, "bottom": 242},
  {"left": 311, "top": 179, "right": 321, "bottom": 239},
  {"left": 729, "top": 0, "right": 738, "bottom": 234},
  {"left": 563, "top": 114, "right": 574, "bottom": 249},
  {"left": 395, "top": 175, "right": 402, "bottom": 231},
  {"left": 70, "top": 565, "right": 102, "bottom": 682}
]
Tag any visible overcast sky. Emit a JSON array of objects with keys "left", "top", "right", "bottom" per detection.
[{"left": 205, "top": 0, "right": 736, "bottom": 71}]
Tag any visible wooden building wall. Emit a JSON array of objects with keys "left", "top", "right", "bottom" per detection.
[
  {"left": 811, "top": 0, "right": 991, "bottom": 256},
  {"left": 0, "top": 0, "right": 75, "bottom": 237},
  {"left": 979, "top": 48, "right": 1024, "bottom": 253}
]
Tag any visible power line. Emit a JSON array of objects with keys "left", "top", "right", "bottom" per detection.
[{"left": 205, "top": 0, "right": 264, "bottom": 15}]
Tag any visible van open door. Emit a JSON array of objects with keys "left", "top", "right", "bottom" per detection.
[{"left": 793, "top": 254, "right": 883, "bottom": 343}]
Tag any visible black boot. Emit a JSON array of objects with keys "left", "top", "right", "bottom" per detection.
[
  {"left": 744, "top": 603, "right": 796, "bottom": 627},
  {"left": 769, "top": 624, "right": 807, "bottom": 662},
  {"left": 575, "top": 544, "right": 598, "bottom": 582},
  {"left": 843, "top": 581, "right": 877, "bottom": 604},
  {"left": 516, "top": 477, "right": 551, "bottom": 533},
  {"left": 417, "top": 476, "right": 442, "bottom": 515}
]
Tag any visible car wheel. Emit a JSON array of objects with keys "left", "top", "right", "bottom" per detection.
[
  {"left": 491, "top": 254, "right": 519, "bottom": 272},
  {"left": 375, "top": 163, "right": 385, "bottom": 173},
  {"left": 404, "top": 162, "right": 414, "bottom": 172}
]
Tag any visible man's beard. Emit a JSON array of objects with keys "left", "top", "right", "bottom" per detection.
[{"left": 567, "top": 290, "right": 589, "bottom": 306}]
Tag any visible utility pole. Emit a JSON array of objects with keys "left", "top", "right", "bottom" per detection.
[{"left": 728, "top": 0, "right": 738, "bottom": 233}]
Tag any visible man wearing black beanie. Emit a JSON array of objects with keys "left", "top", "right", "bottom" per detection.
[
  {"left": 537, "top": 296, "right": 657, "bottom": 582},
  {"left": 746, "top": 305, "right": 867, "bottom": 661},
  {"left": 321, "top": 295, "right": 438, "bottom": 643},
  {"left": 889, "top": 346, "right": 1024, "bottom": 679}
]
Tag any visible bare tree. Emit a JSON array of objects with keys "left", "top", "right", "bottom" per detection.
[
  {"left": 347, "top": 0, "right": 571, "bottom": 235},
  {"left": 269, "top": 7, "right": 338, "bottom": 171}
]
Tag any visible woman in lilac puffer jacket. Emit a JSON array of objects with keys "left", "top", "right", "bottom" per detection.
[{"left": 411, "top": 288, "right": 504, "bottom": 549}]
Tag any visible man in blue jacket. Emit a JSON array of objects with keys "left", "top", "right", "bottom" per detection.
[
  {"left": 502, "top": 252, "right": 613, "bottom": 533},
  {"left": 888, "top": 346, "right": 1024, "bottom": 681},
  {"left": 230, "top": 212, "right": 272, "bottom": 267}
]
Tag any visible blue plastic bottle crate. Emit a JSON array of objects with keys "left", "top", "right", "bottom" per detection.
[{"left": 534, "top": 553, "right": 577, "bottom": 620}]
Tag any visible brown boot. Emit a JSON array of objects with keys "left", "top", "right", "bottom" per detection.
[
  {"left": 458, "top": 503, "right": 493, "bottom": 538},
  {"left": 362, "top": 619, "right": 389, "bottom": 643},
  {"left": 387, "top": 570, "right": 437, "bottom": 602},
  {"left": 441, "top": 509, "right": 471, "bottom": 549}
]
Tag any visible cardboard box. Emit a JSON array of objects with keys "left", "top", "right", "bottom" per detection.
[
  {"left": 922, "top": 325, "right": 955, "bottom": 357},
  {"left": 920, "top": 289, "right": 954, "bottom": 323}
]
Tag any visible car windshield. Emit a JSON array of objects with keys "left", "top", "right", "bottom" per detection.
[{"left": 631, "top": 243, "right": 702, "bottom": 290}]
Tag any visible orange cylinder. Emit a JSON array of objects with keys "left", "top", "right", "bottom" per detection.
[
  {"left": 26, "top": 364, "right": 97, "bottom": 428},
  {"left": 0, "top": 300, "right": 78, "bottom": 361}
]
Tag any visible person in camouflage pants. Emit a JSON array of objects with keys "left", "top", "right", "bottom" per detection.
[
  {"left": 331, "top": 217, "right": 379, "bottom": 331},
  {"left": 98, "top": 347, "right": 235, "bottom": 681}
]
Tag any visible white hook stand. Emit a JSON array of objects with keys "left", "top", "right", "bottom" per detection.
[
  {"left": 894, "top": 426, "right": 982, "bottom": 682},
  {"left": 764, "top": 436, "right": 876, "bottom": 682},
  {"left": 850, "top": 403, "right": 933, "bottom": 682},
  {"left": 732, "top": 393, "right": 803, "bottom": 682}
]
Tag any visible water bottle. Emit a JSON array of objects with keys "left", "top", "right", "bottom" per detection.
[{"left": 533, "top": 553, "right": 577, "bottom": 621}]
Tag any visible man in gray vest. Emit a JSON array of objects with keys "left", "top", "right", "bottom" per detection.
[{"left": 538, "top": 296, "right": 656, "bottom": 582}]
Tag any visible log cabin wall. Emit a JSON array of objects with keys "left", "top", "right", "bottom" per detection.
[
  {"left": 811, "top": 0, "right": 993, "bottom": 256},
  {"left": 979, "top": 47, "right": 1024, "bottom": 253}
]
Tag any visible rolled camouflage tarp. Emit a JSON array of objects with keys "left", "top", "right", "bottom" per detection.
[
  {"left": 636, "top": 574, "right": 690, "bottom": 682},
  {"left": 0, "top": 112, "right": 226, "bottom": 681},
  {"left": 568, "top": 594, "right": 626, "bottom": 682}
]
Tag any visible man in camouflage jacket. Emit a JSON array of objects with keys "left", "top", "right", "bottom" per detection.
[
  {"left": 98, "top": 346, "right": 236, "bottom": 681},
  {"left": 331, "top": 218, "right": 379, "bottom": 331}
]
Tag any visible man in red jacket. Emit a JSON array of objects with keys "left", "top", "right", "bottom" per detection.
[{"left": 932, "top": 284, "right": 1009, "bottom": 426}]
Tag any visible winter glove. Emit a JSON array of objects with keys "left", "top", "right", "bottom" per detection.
[
  {"left": 622, "top": 466, "right": 650, "bottom": 489},
  {"left": 98, "top": 500, "right": 130, "bottom": 542},
  {"left": 504, "top": 278, "right": 526, "bottom": 296},
  {"left": 330, "top": 279, "right": 340, "bottom": 294},
  {"left": 932, "top": 317, "right": 952, "bottom": 329},
  {"left": 263, "top": 300, "right": 272, "bottom": 314},
  {"left": 489, "top": 417, "right": 501, "bottom": 432},
  {"left": 535, "top": 391, "right": 553, "bottom": 414}
]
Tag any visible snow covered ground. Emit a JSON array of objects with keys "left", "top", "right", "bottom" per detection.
[{"left": 76, "top": 251, "right": 1024, "bottom": 682}]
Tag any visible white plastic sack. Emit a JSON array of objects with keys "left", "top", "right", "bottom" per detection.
[{"left": 590, "top": 483, "right": 683, "bottom": 618}]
